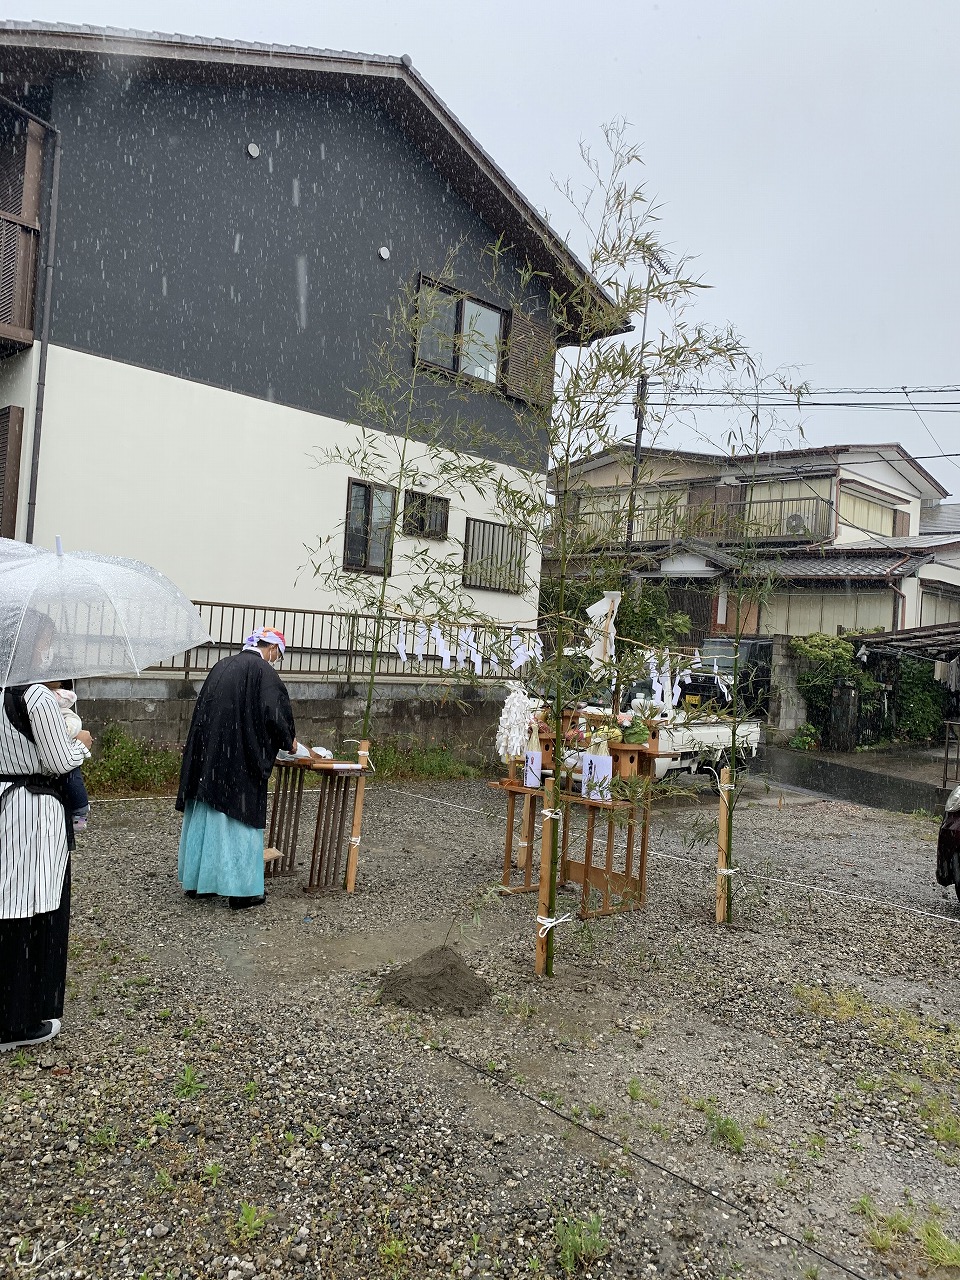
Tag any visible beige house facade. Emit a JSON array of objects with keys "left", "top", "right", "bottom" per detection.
[{"left": 553, "top": 443, "right": 960, "bottom": 641}]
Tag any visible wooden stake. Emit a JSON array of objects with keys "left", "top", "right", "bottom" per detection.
[
  {"left": 637, "top": 777, "right": 651, "bottom": 905},
  {"left": 715, "top": 765, "right": 731, "bottom": 924},
  {"left": 518, "top": 794, "right": 533, "bottom": 873},
  {"left": 535, "top": 777, "right": 556, "bottom": 976},
  {"left": 344, "top": 739, "right": 369, "bottom": 894},
  {"left": 502, "top": 786, "right": 516, "bottom": 887}
]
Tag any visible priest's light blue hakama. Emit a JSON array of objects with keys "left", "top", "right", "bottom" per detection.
[{"left": 177, "top": 800, "right": 264, "bottom": 898}]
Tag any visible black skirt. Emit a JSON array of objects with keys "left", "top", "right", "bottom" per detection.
[{"left": 0, "top": 861, "right": 71, "bottom": 1041}]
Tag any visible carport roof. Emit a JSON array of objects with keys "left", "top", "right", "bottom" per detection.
[{"left": 856, "top": 621, "right": 960, "bottom": 662}]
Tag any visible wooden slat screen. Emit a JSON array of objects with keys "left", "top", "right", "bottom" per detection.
[
  {"left": 0, "top": 404, "right": 23, "bottom": 538},
  {"left": 0, "top": 112, "right": 42, "bottom": 341},
  {"left": 504, "top": 311, "right": 555, "bottom": 408}
]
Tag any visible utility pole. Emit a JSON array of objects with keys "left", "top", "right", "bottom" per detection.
[
  {"left": 624, "top": 369, "right": 649, "bottom": 549},
  {"left": 623, "top": 250, "right": 669, "bottom": 550}
]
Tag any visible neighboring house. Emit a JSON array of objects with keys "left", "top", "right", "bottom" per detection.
[
  {"left": 551, "top": 442, "right": 960, "bottom": 642},
  {"left": 920, "top": 502, "right": 960, "bottom": 538},
  {"left": 0, "top": 22, "right": 610, "bottom": 627}
]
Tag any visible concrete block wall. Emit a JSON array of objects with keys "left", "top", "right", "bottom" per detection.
[
  {"left": 765, "top": 634, "right": 806, "bottom": 741},
  {"left": 72, "top": 676, "right": 507, "bottom": 767}
]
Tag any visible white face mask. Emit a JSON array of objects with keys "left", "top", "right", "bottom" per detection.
[{"left": 36, "top": 644, "right": 54, "bottom": 671}]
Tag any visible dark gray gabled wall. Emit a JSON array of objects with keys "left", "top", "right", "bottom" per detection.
[{"left": 46, "top": 68, "right": 551, "bottom": 468}]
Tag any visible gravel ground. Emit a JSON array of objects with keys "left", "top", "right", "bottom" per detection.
[{"left": 2, "top": 775, "right": 960, "bottom": 1280}]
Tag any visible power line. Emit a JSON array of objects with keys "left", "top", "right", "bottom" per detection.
[
  {"left": 578, "top": 399, "right": 960, "bottom": 411},
  {"left": 671, "top": 385, "right": 960, "bottom": 397},
  {"left": 901, "top": 386, "right": 960, "bottom": 480},
  {"left": 568, "top": 382, "right": 960, "bottom": 411}
]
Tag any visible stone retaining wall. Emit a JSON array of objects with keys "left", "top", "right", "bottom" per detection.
[
  {"left": 759, "top": 744, "right": 949, "bottom": 816},
  {"left": 73, "top": 676, "right": 507, "bottom": 766}
]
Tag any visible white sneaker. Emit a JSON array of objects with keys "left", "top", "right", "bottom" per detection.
[{"left": 0, "top": 1018, "right": 62, "bottom": 1052}]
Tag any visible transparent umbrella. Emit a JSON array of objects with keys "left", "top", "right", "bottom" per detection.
[{"left": 0, "top": 536, "right": 211, "bottom": 688}]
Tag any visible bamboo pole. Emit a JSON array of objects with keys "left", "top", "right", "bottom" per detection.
[
  {"left": 715, "top": 765, "right": 731, "bottom": 924},
  {"left": 502, "top": 788, "right": 516, "bottom": 885},
  {"left": 535, "top": 777, "right": 557, "bottom": 976}
]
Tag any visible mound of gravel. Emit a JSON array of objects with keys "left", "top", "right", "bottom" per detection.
[{"left": 379, "top": 945, "right": 491, "bottom": 1014}]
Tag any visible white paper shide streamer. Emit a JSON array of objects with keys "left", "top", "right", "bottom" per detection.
[
  {"left": 496, "top": 684, "right": 539, "bottom": 762},
  {"left": 585, "top": 591, "right": 621, "bottom": 676}
]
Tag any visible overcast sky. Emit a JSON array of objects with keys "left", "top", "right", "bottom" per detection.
[{"left": 8, "top": 0, "right": 960, "bottom": 495}]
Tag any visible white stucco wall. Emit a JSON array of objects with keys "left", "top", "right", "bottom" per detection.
[
  {"left": 918, "top": 557, "right": 960, "bottom": 589},
  {"left": 30, "top": 346, "right": 543, "bottom": 625},
  {"left": 920, "top": 588, "right": 960, "bottom": 626}
]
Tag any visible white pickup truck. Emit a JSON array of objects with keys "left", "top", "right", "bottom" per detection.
[
  {"left": 647, "top": 713, "right": 762, "bottom": 782},
  {"left": 570, "top": 642, "right": 764, "bottom": 785}
]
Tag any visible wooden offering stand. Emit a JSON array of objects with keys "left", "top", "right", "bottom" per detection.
[
  {"left": 266, "top": 740, "right": 369, "bottom": 894},
  {"left": 491, "top": 733, "right": 677, "bottom": 925}
]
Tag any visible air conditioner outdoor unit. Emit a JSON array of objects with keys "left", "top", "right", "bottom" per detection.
[{"left": 784, "top": 511, "right": 808, "bottom": 536}]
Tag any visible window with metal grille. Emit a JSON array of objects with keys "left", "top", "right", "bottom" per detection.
[
  {"left": 402, "top": 490, "right": 449, "bottom": 539},
  {"left": 343, "top": 479, "right": 396, "bottom": 574},
  {"left": 462, "top": 518, "right": 527, "bottom": 594}
]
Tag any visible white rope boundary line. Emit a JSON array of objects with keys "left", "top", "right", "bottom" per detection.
[
  {"left": 650, "top": 849, "right": 960, "bottom": 928},
  {"left": 372, "top": 784, "right": 497, "bottom": 818},
  {"left": 91, "top": 787, "right": 960, "bottom": 930},
  {"left": 373, "top": 787, "right": 960, "bottom": 931}
]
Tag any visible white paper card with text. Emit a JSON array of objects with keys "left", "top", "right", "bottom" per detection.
[
  {"left": 523, "top": 750, "right": 542, "bottom": 789},
  {"left": 581, "top": 753, "right": 613, "bottom": 801}
]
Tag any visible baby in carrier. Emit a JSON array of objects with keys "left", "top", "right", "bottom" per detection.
[{"left": 49, "top": 681, "right": 91, "bottom": 831}]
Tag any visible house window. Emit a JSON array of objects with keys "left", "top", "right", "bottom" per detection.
[
  {"left": 343, "top": 479, "right": 396, "bottom": 573},
  {"left": 416, "top": 278, "right": 504, "bottom": 385},
  {"left": 402, "top": 490, "right": 449, "bottom": 539},
  {"left": 462, "top": 518, "right": 527, "bottom": 594}
]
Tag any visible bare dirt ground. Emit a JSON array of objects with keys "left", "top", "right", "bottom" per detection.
[{"left": 2, "top": 774, "right": 959, "bottom": 1280}]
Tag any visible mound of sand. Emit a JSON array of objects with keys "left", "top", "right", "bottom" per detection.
[{"left": 379, "top": 946, "right": 490, "bottom": 1015}]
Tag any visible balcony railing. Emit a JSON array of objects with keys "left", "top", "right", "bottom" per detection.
[
  {"left": 550, "top": 490, "right": 835, "bottom": 548},
  {"left": 147, "top": 600, "right": 537, "bottom": 682}
]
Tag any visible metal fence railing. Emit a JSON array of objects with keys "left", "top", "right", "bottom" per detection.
[
  {"left": 148, "top": 600, "right": 538, "bottom": 683},
  {"left": 550, "top": 490, "right": 835, "bottom": 547}
]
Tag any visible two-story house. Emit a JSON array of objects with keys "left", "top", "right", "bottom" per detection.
[
  {"left": 553, "top": 442, "right": 960, "bottom": 642},
  {"left": 0, "top": 22, "right": 613, "bottom": 635}
]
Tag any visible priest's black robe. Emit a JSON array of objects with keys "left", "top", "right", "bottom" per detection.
[{"left": 176, "top": 651, "right": 296, "bottom": 829}]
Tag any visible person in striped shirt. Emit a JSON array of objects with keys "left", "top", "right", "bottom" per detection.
[{"left": 0, "top": 673, "right": 91, "bottom": 1051}]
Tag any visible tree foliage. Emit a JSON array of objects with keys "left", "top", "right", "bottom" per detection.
[
  {"left": 790, "top": 632, "right": 882, "bottom": 731},
  {"left": 894, "top": 657, "right": 946, "bottom": 742}
]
